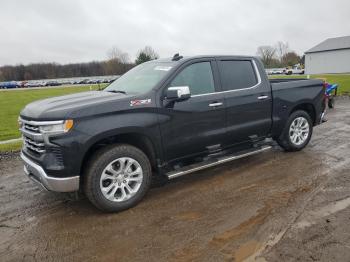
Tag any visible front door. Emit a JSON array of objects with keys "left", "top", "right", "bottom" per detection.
[{"left": 158, "top": 60, "right": 226, "bottom": 163}]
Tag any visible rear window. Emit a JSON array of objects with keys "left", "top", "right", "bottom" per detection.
[{"left": 219, "top": 60, "right": 258, "bottom": 91}]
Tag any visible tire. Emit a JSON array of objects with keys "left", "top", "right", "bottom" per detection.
[
  {"left": 328, "top": 97, "right": 335, "bottom": 109},
  {"left": 276, "top": 110, "right": 313, "bottom": 152},
  {"left": 84, "top": 144, "right": 152, "bottom": 212}
]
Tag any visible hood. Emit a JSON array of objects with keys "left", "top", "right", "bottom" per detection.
[{"left": 20, "top": 91, "right": 135, "bottom": 120}]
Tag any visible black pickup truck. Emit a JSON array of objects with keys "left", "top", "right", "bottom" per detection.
[{"left": 19, "top": 55, "right": 325, "bottom": 212}]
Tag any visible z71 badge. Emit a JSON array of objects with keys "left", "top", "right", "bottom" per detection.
[{"left": 130, "top": 99, "right": 152, "bottom": 107}]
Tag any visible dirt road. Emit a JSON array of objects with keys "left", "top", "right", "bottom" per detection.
[{"left": 1, "top": 99, "right": 350, "bottom": 262}]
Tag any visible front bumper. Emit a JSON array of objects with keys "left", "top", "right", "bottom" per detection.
[{"left": 21, "top": 152, "right": 80, "bottom": 192}]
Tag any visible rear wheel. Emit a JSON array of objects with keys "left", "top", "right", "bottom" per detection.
[
  {"left": 84, "top": 144, "right": 152, "bottom": 212},
  {"left": 276, "top": 110, "right": 313, "bottom": 152},
  {"left": 328, "top": 97, "right": 335, "bottom": 108}
]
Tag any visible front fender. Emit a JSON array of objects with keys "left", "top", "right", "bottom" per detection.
[{"left": 51, "top": 110, "right": 163, "bottom": 176}]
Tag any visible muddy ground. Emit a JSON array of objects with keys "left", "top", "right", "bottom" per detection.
[{"left": 1, "top": 99, "right": 350, "bottom": 262}]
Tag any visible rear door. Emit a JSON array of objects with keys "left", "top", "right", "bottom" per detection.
[
  {"left": 158, "top": 59, "right": 226, "bottom": 162},
  {"left": 217, "top": 58, "right": 272, "bottom": 146}
]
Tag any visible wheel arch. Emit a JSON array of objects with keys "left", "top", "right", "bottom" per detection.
[
  {"left": 80, "top": 132, "right": 159, "bottom": 183},
  {"left": 289, "top": 103, "right": 316, "bottom": 125}
]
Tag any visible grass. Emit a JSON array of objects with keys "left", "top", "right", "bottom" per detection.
[
  {"left": 0, "top": 141, "right": 22, "bottom": 152},
  {"left": 0, "top": 84, "right": 107, "bottom": 141},
  {"left": 269, "top": 74, "right": 350, "bottom": 94}
]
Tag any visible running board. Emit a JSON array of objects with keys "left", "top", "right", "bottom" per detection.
[{"left": 166, "top": 146, "right": 272, "bottom": 180}]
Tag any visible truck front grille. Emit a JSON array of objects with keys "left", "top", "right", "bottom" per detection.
[
  {"left": 23, "top": 123, "right": 40, "bottom": 133},
  {"left": 23, "top": 136, "right": 45, "bottom": 153},
  {"left": 19, "top": 118, "right": 65, "bottom": 155},
  {"left": 20, "top": 119, "right": 45, "bottom": 154}
]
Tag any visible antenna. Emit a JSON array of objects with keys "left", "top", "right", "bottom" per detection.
[{"left": 172, "top": 53, "right": 183, "bottom": 61}]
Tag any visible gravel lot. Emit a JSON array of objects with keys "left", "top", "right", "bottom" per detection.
[{"left": 1, "top": 99, "right": 349, "bottom": 262}]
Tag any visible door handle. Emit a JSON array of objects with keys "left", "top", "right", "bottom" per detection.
[
  {"left": 257, "top": 95, "right": 269, "bottom": 100},
  {"left": 209, "top": 102, "right": 223, "bottom": 107}
]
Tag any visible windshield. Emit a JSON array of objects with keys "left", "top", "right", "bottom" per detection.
[{"left": 104, "top": 61, "right": 174, "bottom": 94}]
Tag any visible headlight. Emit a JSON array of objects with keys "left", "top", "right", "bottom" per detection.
[{"left": 39, "top": 120, "right": 74, "bottom": 134}]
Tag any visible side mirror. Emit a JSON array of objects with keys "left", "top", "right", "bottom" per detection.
[{"left": 166, "top": 86, "right": 191, "bottom": 101}]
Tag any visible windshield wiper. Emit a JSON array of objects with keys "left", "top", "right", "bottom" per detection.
[{"left": 107, "top": 90, "right": 127, "bottom": 94}]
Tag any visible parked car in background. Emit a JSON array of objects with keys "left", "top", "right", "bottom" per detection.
[
  {"left": 284, "top": 65, "right": 305, "bottom": 75},
  {"left": 45, "top": 81, "right": 61, "bottom": 86},
  {"left": 60, "top": 80, "right": 72, "bottom": 85},
  {"left": 38, "top": 81, "right": 47, "bottom": 87},
  {"left": 87, "top": 79, "right": 99, "bottom": 84},
  {"left": 266, "top": 68, "right": 285, "bottom": 75},
  {"left": 18, "top": 81, "right": 27, "bottom": 88},
  {"left": 77, "top": 79, "right": 88, "bottom": 84},
  {"left": 0, "top": 81, "right": 19, "bottom": 89},
  {"left": 24, "top": 81, "right": 41, "bottom": 88}
]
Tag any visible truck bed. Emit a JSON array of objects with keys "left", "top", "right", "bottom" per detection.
[
  {"left": 270, "top": 79, "right": 323, "bottom": 91},
  {"left": 269, "top": 78, "right": 325, "bottom": 138},
  {"left": 269, "top": 78, "right": 308, "bottom": 83}
]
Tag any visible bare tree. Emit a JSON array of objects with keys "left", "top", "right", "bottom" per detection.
[
  {"left": 282, "top": 51, "right": 301, "bottom": 66},
  {"left": 105, "top": 46, "right": 132, "bottom": 75},
  {"left": 143, "top": 46, "right": 159, "bottom": 60},
  {"left": 256, "top": 45, "right": 276, "bottom": 67},
  {"left": 107, "top": 46, "right": 130, "bottom": 64},
  {"left": 276, "top": 41, "right": 289, "bottom": 65}
]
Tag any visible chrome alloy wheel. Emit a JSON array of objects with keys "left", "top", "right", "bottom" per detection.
[
  {"left": 100, "top": 157, "right": 143, "bottom": 202},
  {"left": 289, "top": 117, "right": 310, "bottom": 146}
]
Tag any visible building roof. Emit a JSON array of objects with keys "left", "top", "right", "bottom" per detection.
[{"left": 305, "top": 35, "right": 350, "bottom": 54}]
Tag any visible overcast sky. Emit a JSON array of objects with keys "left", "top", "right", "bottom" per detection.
[{"left": 0, "top": 0, "right": 349, "bottom": 66}]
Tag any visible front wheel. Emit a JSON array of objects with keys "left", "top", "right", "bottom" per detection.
[
  {"left": 84, "top": 144, "right": 152, "bottom": 212},
  {"left": 276, "top": 110, "right": 313, "bottom": 152}
]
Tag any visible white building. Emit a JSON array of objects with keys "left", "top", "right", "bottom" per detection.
[{"left": 305, "top": 36, "right": 350, "bottom": 74}]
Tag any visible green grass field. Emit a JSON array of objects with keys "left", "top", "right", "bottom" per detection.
[
  {"left": 0, "top": 84, "right": 106, "bottom": 142},
  {"left": 269, "top": 74, "right": 350, "bottom": 94},
  {"left": 0, "top": 140, "right": 22, "bottom": 152}
]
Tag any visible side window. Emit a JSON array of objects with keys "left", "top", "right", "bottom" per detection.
[
  {"left": 219, "top": 60, "right": 258, "bottom": 91},
  {"left": 169, "top": 62, "right": 215, "bottom": 95}
]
